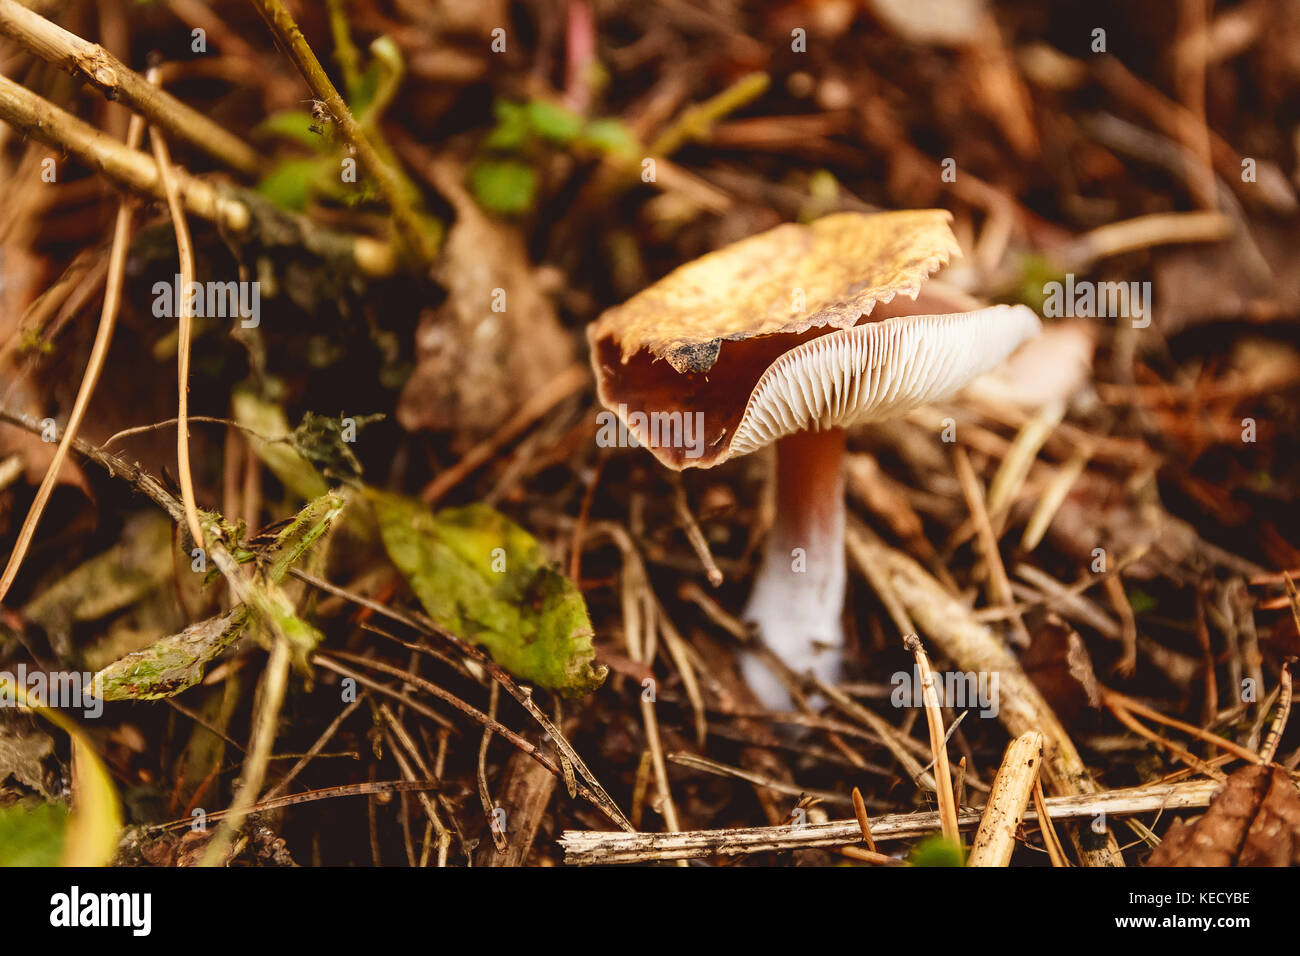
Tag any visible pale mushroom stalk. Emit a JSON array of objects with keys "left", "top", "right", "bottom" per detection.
[{"left": 740, "top": 427, "right": 847, "bottom": 707}]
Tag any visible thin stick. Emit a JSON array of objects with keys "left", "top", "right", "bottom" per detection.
[
  {"left": 0, "top": 0, "right": 262, "bottom": 175},
  {"left": 560, "top": 779, "right": 1221, "bottom": 865},
  {"left": 0, "top": 73, "right": 247, "bottom": 230},
  {"left": 322, "top": 651, "right": 631, "bottom": 832},
  {"left": 147, "top": 69, "right": 204, "bottom": 551},
  {"left": 247, "top": 0, "right": 436, "bottom": 263},
  {"left": 290, "top": 568, "right": 633, "bottom": 832},
  {"left": 811, "top": 674, "right": 937, "bottom": 791},
  {"left": 669, "top": 752, "right": 852, "bottom": 806},
  {"left": 1104, "top": 573, "right": 1139, "bottom": 677},
  {"left": 376, "top": 703, "right": 452, "bottom": 864},
  {"left": 0, "top": 112, "right": 143, "bottom": 606},
  {"left": 263, "top": 696, "right": 363, "bottom": 800},
  {"left": 672, "top": 477, "right": 723, "bottom": 586},
  {"left": 313, "top": 654, "right": 457, "bottom": 731},
  {"left": 1103, "top": 695, "right": 1229, "bottom": 781},
  {"left": 839, "top": 846, "right": 900, "bottom": 865},
  {"left": 150, "top": 779, "right": 443, "bottom": 832},
  {"left": 905, "top": 634, "right": 961, "bottom": 842},
  {"left": 477, "top": 682, "right": 508, "bottom": 853}
]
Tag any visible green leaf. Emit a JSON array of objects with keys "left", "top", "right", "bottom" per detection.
[
  {"left": 232, "top": 390, "right": 329, "bottom": 501},
  {"left": 469, "top": 158, "right": 537, "bottom": 215},
  {"left": 525, "top": 99, "right": 585, "bottom": 144},
  {"left": 483, "top": 100, "right": 529, "bottom": 151},
  {"left": 256, "top": 157, "right": 327, "bottom": 211},
  {"left": 368, "top": 492, "right": 606, "bottom": 697},
  {"left": 256, "top": 110, "right": 325, "bottom": 151},
  {"left": 0, "top": 801, "right": 68, "bottom": 867},
  {"left": 907, "top": 834, "right": 966, "bottom": 867},
  {"left": 577, "top": 118, "right": 639, "bottom": 157}
]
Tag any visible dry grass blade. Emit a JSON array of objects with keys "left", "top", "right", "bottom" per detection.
[
  {"left": 904, "top": 633, "right": 961, "bottom": 843},
  {"left": 0, "top": 112, "right": 143, "bottom": 606},
  {"left": 146, "top": 67, "right": 203, "bottom": 552},
  {"left": 953, "top": 445, "right": 1031, "bottom": 647},
  {"left": 200, "top": 636, "right": 291, "bottom": 866},
  {"left": 1032, "top": 776, "right": 1071, "bottom": 867}
]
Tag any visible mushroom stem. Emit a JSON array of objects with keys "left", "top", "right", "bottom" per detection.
[{"left": 741, "top": 426, "right": 847, "bottom": 709}]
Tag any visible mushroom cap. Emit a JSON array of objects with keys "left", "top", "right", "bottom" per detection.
[
  {"left": 588, "top": 211, "right": 1042, "bottom": 470},
  {"left": 590, "top": 210, "right": 961, "bottom": 374}
]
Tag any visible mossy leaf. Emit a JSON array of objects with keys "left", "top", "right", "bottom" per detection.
[
  {"left": 368, "top": 491, "right": 606, "bottom": 697},
  {"left": 92, "top": 607, "right": 248, "bottom": 701},
  {"left": 92, "top": 493, "right": 345, "bottom": 699},
  {"left": 0, "top": 800, "right": 68, "bottom": 867}
]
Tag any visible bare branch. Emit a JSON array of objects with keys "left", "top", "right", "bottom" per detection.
[{"left": 0, "top": 0, "right": 263, "bottom": 175}]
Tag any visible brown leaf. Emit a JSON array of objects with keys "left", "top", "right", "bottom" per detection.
[
  {"left": 1021, "top": 614, "right": 1101, "bottom": 729},
  {"left": 397, "top": 158, "right": 574, "bottom": 439},
  {"left": 1147, "top": 764, "right": 1300, "bottom": 866}
]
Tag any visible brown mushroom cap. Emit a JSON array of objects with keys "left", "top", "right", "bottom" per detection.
[
  {"left": 589, "top": 211, "right": 1041, "bottom": 469},
  {"left": 590, "top": 210, "right": 961, "bottom": 374}
]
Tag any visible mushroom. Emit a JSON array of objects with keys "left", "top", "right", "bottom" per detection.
[{"left": 588, "top": 210, "right": 1041, "bottom": 708}]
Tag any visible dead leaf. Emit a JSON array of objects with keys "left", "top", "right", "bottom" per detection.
[
  {"left": 0, "top": 712, "right": 56, "bottom": 798},
  {"left": 1021, "top": 614, "right": 1101, "bottom": 729},
  {"left": 1147, "top": 764, "right": 1300, "bottom": 866},
  {"left": 397, "top": 157, "right": 574, "bottom": 439}
]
